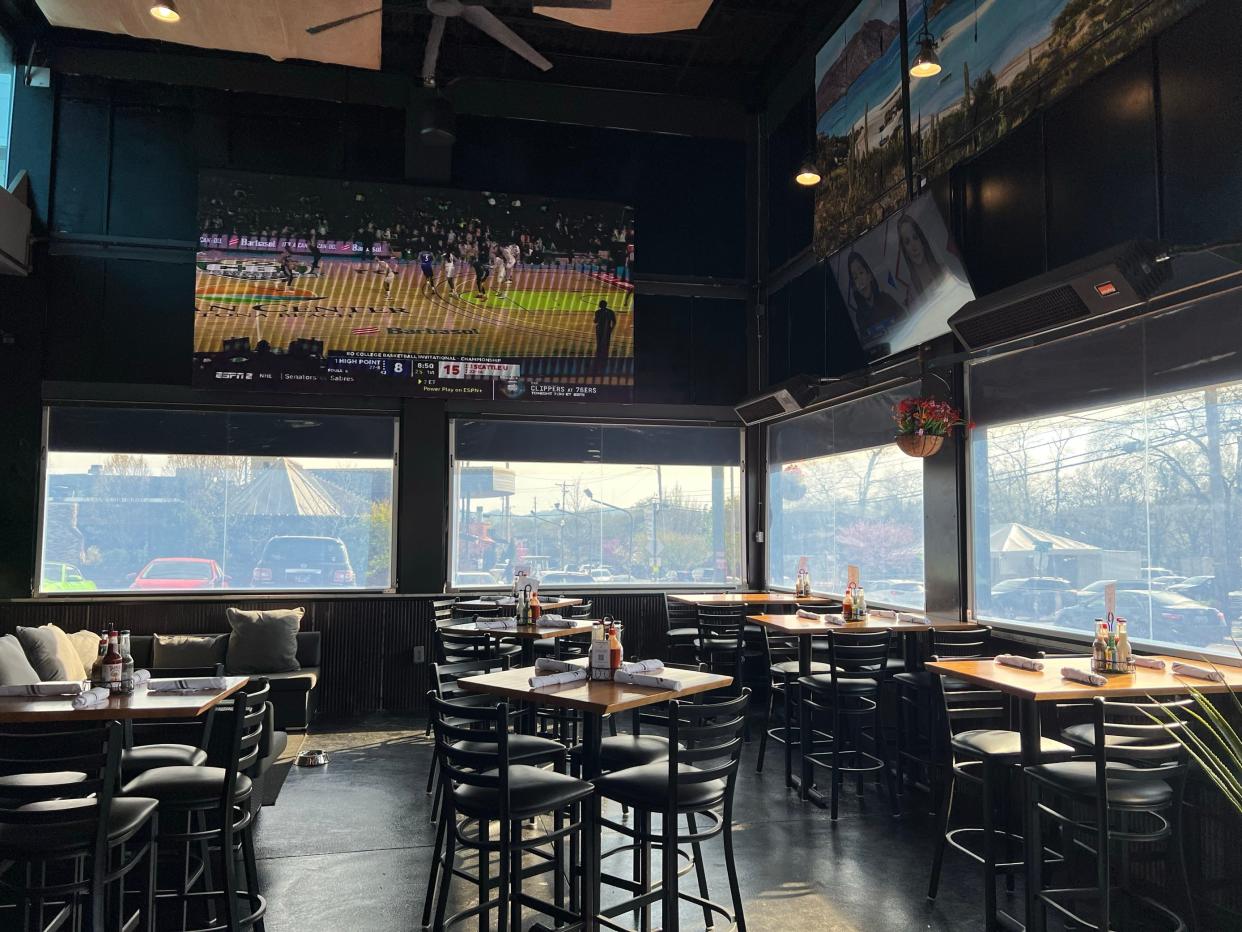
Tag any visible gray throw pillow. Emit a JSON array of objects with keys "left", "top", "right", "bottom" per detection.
[
  {"left": 225, "top": 607, "right": 304, "bottom": 675},
  {"left": 14, "top": 626, "right": 69, "bottom": 680},
  {"left": 152, "top": 634, "right": 228, "bottom": 670},
  {"left": 0, "top": 634, "right": 40, "bottom": 686}
]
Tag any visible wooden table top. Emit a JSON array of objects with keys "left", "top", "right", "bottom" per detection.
[
  {"left": 667, "top": 592, "right": 831, "bottom": 606},
  {"left": 747, "top": 612, "right": 969, "bottom": 635},
  {"left": 454, "top": 597, "right": 583, "bottom": 612},
  {"left": 926, "top": 656, "right": 1242, "bottom": 702},
  {"left": 458, "top": 664, "right": 733, "bottom": 716},
  {"left": 446, "top": 620, "right": 596, "bottom": 639},
  {"left": 0, "top": 676, "right": 249, "bottom": 724}
]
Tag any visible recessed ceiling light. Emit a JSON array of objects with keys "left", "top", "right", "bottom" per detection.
[{"left": 150, "top": 2, "right": 180, "bottom": 23}]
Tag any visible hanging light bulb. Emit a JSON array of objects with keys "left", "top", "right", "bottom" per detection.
[
  {"left": 149, "top": 1, "right": 180, "bottom": 22},
  {"left": 910, "top": 10, "right": 941, "bottom": 79},
  {"left": 795, "top": 162, "right": 822, "bottom": 187}
]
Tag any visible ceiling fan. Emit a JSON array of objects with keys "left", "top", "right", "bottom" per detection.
[{"left": 307, "top": 0, "right": 613, "bottom": 76}]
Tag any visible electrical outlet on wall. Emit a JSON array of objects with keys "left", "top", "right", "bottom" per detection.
[{"left": 412, "top": 646, "right": 425, "bottom": 664}]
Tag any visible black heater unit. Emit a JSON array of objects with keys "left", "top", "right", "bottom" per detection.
[
  {"left": 949, "top": 239, "right": 1171, "bottom": 351},
  {"left": 734, "top": 374, "right": 823, "bottom": 426}
]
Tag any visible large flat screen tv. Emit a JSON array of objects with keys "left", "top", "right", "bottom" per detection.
[
  {"left": 828, "top": 191, "right": 973, "bottom": 359},
  {"left": 194, "top": 171, "right": 635, "bottom": 401}
]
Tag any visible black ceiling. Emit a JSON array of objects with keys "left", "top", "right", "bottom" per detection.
[{"left": 0, "top": 0, "right": 850, "bottom": 102}]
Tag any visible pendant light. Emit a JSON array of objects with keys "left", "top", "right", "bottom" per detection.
[
  {"left": 149, "top": 1, "right": 181, "bottom": 23},
  {"left": 795, "top": 162, "right": 822, "bottom": 187},
  {"left": 910, "top": 8, "right": 940, "bottom": 79}
]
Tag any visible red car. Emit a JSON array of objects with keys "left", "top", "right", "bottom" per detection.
[{"left": 129, "top": 558, "right": 229, "bottom": 590}]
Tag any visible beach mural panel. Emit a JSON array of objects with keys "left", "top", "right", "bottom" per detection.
[{"left": 813, "top": 0, "right": 1207, "bottom": 257}]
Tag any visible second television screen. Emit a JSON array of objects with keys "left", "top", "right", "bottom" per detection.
[{"left": 195, "top": 171, "right": 635, "bottom": 400}]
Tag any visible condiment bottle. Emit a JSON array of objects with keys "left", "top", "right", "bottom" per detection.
[
  {"left": 842, "top": 587, "right": 854, "bottom": 623},
  {"left": 1092, "top": 619, "right": 1107, "bottom": 670},
  {"left": 608, "top": 624, "right": 622, "bottom": 672},
  {"left": 855, "top": 586, "right": 867, "bottom": 618},
  {"left": 103, "top": 630, "right": 123, "bottom": 694},
  {"left": 1116, "top": 617, "right": 1131, "bottom": 666},
  {"left": 530, "top": 590, "right": 542, "bottom": 622}
]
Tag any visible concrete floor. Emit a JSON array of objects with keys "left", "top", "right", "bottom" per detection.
[{"left": 251, "top": 711, "right": 1017, "bottom": 931}]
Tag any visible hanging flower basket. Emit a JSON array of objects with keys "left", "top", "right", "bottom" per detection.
[{"left": 895, "top": 433, "right": 944, "bottom": 457}]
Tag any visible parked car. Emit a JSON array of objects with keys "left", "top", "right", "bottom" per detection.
[
  {"left": 1150, "top": 575, "right": 1186, "bottom": 589},
  {"left": 1140, "top": 566, "right": 1179, "bottom": 581},
  {"left": 130, "top": 557, "right": 228, "bottom": 590},
  {"left": 540, "top": 571, "right": 595, "bottom": 585},
  {"left": 41, "top": 561, "right": 97, "bottom": 592},
  {"left": 1054, "top": 589, "right": 1228, "bottom": 647},
  {"left": 866, "top": 579, "right": 925, "bottom": 609},
  {"left": 1168, "top": 575, "right": 1215, "bottom": 601},
  {"left": 251, "top": 536, "right": 356, "bottom": 588},
  {"left": 589, "top": 568, "right": 614, "bottom": 582},
  {"left": 455, "top": 571, "right": 499, "bottom": 587},
  {"left": 989, "top": 576, "right": 1076, "bottom": 619},
  {"left": 1079, "top": 579, "right": 1151, "bottom": 595}
]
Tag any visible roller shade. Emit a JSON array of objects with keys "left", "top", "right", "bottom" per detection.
[
  {"left": 768, "top": 385, "right": 919, "bottom": 465},
  {"left": 47, "top": 407, "right": 396, "bottom": 459},
  {"left": 452, "top": 420, "right": 741, "bottom": 466}
]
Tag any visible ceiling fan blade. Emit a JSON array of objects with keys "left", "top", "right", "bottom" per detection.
[
  {"left": 422, "top": 14, "right": 447, "bottom": 83},
  {"left": 306, "top": 6, "right": 384, "bottom": 36},
  {"left": 461, "top": 5, "right": 553, "bottom": 72}
]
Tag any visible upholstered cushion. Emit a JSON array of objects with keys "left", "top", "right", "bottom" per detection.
[
  {"left": 451, "top": 733, "right": 565, "bottom": 765},
  {"left": 0, "top": 797, "right": 158, "bottom": 856},
  {"left": 893, "top": 671, "right": 973, "bottom": 692},
  {"left": 593, "top": 762, "right": 726, "bottom": 810},
  {"left": 122, "top": 765, "right": 252, "bottom": 805},
  {"left": 0, "top": 634, "right": 40, "bottom": 686},
  {"left": 952, "top": 729, "right": 1074, "bottom": 762},
  {"left": 600, "top": 735, "right": 672, "bottom": 770},
  {"left": 122, "top": 744, "right": 208, "bottom": 776},
  {"left": 453, "top": 765, "right": 592, "bottom": 819},
  {"left": 667, "top": 627, "right": 698, "bottom": 639},
  {"left": 15, "top": 626, "right": 78, "bottom": 681},
  {"left": 798, "top": 673, "right": 881, "bottom": 695},
  {"left": 67, "top": 630, "right": 103, "bottom": 676},
  {"left": 1027, "top": 761, "right": 1174, "bottom": 808},
  {"left": 770, "top": 660, "right": 832, "bottom": 677},
  {"left": 225, "top": 607, "right": 303, "bottom": 675},
  {"left": 152, "top": 634, "right": 228, "bottom": 670},
  {"left": 1060, "top": 722, "right": 1155, "bottom": 751}
]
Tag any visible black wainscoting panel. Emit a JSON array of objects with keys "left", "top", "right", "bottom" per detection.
[
  {"left": 380, "top": 599, "right": 436, "bottom": 711},
  {"left": 1045, "top": 47, "right": 1158, "bottom": 268},
  {"left": 51, "top": 95, "right": 110, "bottom": 234},
  {"left": 591, "top": 593, "right": 668, "bottom": 663},
  {"left": 955, "top": 116, "right": 1047, "bottom": 297},
  {"left": 1158, "top": 0, "right": 1242, "bottom": 246},
  {"left": 108, "top": 105, "right": 198, "bottom": 240}
]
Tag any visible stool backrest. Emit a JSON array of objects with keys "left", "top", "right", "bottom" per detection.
[
  {"left": 931, "top": 625, "right": 992, "bottom": 658},
  {"left": 570, "top": 601, "right": 593, "bottom": 619},
  {"left": 696, "top": 605, "right": 745, "bottom": 642},
  {"left": 432, "top": 598, "right": 455, "bottom": 623},
  {"left": 453, "top": 601, "right": 499, "bottom": 618},
  {"left": 666, "top": 598, "right": 697, "bottom": 628},
  {"left": 432, "top": 657, "right": 511, "bottom": 704},
  {"left": 1091, "top": 696, "right": 1192, "bottom": 781},
  {"left": 439, "top": 622, "right": 506, "bottom": 663},
  {"left": 219, "top": 679, "right": 271, "bottom": 805},
  {"left": 428, "top": 693, "right": 512, "bottom": 817},
  {"left": 827, "top": 629, "right": 891, "bottom": 682},
  {"left": 666, "top": 688, "right": 751, "bottom": 808}
]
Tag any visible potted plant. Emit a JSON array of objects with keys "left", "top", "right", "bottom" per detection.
[{"left": 893, "top": 397, "right": 966, "bottom": 457}]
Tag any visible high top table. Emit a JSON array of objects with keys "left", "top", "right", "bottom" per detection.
[
  {"left": 444, "top": 618, "right": 596, "bottom": 665},
  {"left": 0, "top": 676, "right": 249, "bottom": 723},
  {"left": 926, "top": 654, "right": 1242, "bottom": 932},
  {"left": 667, "top": 592, "right": 831, "bottom": 607},
  {"left": 453, "top": 596, "right": 584, "bottom": 614},
  {"left": 457, "top": 663, "right": 733, "bottom": 930}
]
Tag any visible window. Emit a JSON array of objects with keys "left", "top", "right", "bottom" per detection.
[
  {"left": 970, "top": 291, "right": 1242, "bottom": 654},
  {"left": 39, "top": 408, "right": 397, "bottom": 594},
  {"left": 450, "top": 420, "right": 743, "bottom": 588},
  {"left": 767, "top": 387, "right": 925, "bottom": 607},
  {"left": 0, "top": 32, "right": 11, "bottom": 186}
]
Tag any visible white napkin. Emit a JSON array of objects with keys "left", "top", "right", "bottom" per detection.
[
  {"left": 133, "top": 669, "right": 152, "bottom": 687},
  {"left": 613, "top": 670, "right": 686, "bottom": 690},
  {"left": 146, "top": 676, "right": 228, "bottom": 693},
  {"left": 536, "top": 614, "right": 578, "bottom": 628},
  {"left": 900, "top": 613, "right": 930, "bottom": 624},
  {"left": 1172, "top": 662, "right": 1225, "bottom": 683},
  {"left": 0, "top": 681, "right": 86, "bottom": 697},
  {"left": 528, "top": 669, "right": 588, "bottom": 689},
  {"left": 995, "top": 654, "right": 1043, "bottom": 672},
  {"left": 72, "top": 686, "right": 111, "bottom": 709},
  {"left": 1132, "top": 656, "right": 1166, "bottom": 670},
  {"left": 796, "top": 608, "right": 846, "bottom": 625},
  {"left": 1061, "top": 667, "right": 1107, "bottom": 687},
  {"left": 534, "top": 657, "right": 577, "bottom": 674},
  {"left": 474, "top": 618, "right": 517, "bottom": 631},
  {"left": 619, "top": 659, "right": 665, "bottom": 674}
]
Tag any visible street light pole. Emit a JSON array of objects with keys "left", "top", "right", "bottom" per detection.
[{"left": 585, "top": 489, "right": 635, "bottom": 574}]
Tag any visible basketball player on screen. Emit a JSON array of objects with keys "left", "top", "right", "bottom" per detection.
[
  {"left": 594, "top": 298, "right": 617, "bottom": 372},
  {"left": 417, "top": 248, "right": 435, "bottom": 295},
  {"left": 278, "top": 245, "right": 296, "bottom": 290},
  {"left": 473, "top": 243, "right": 492, "bottom": 300},
  {"left": 381, "top": 255, "right": 398, "bottom": 299},
  {"left": 441, "top": 249, "right": 459, "bottom": 298}
]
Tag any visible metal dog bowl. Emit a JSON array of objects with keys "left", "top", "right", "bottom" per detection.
[{"left": 296, "top": 748, "right": 329, "bottom": 767}]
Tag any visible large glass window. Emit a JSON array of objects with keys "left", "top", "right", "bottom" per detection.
[
  {"left": 450, "top": 420, "right": 743, "bottom": 588},
  {"left": 767, "top": 387, "right": 925, "bottom": 607},
  {"left": 39, "top": 408, "right": 397, "bottom": 594},
  {"left": 970, "top": 290, "right": 1242, "bottom": 654},
  {"left": 0, "top": 32, "right": 11, "bottom": 186}
]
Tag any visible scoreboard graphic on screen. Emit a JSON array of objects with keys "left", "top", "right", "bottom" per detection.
[{"left": 194, "top": 171, "right": 635, "bottom": 400}]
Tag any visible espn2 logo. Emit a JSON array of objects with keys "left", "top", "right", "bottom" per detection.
[{"left": 215, "top": 372, "right": 254, "bottom": 380}]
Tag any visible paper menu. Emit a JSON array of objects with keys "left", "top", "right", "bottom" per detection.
[
  {"left": 1104, "top": 583, "right": 1116, "bottom": 618},
  {"left": 847, "top": 564, "right": 859, "bottom": 587}
]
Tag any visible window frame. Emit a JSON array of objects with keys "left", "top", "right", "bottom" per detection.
[
  {"left": 0, "top": 28, "right": 11, "bottom": 188},
  {"left": 446, "top": 416, "right": 748, "bottom": 592},
  {"left": 33, "top": 403, "right": 401, "bottom": 598}
]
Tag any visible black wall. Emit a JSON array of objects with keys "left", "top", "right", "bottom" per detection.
[{"left": 762, "top": 0, "right": 1242, "bottom": 383}]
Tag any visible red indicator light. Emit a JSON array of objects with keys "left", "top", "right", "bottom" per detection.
[{"left": 1095, "top": 281, "right": 1118, "bottom": 297}]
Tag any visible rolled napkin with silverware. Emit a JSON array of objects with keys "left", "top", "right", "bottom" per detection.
[
  {"left": 474, "top": 618, "right": 517, "bottom": 631},
  {"left": 1172, "top": 661, "right": 1225, "bottom": 683},
  {"left": 72, "top": 686, "right": 111, "bottom": 709},
  {"left": 619, "top": 659, "right": 665, "bottom": 675},
  {"left": 536, "top": 614, "right": 578, "bottom": 628},
  {"left": 133, "top": 669, "right": 152, "bottom": 687},
  {"left": 534, "top": 657, "right": 578, "bottom": 674},
  {"left": 147, "top": 676, "right": 229, "bottom": 693},
  {"left": 1061, "top": 667, "right": 1107, "bottom": 687},
  {"left": 613, "top": 669, "right": 686, "bottom": 690},
  {"left": 795, "top": 609, "right": 847, "bottom": 625},
  {"left": 0, "top": 681, "right": 87, "bottom": 697},
  {"left": 899, "top": 612, "right": 930, "bottom": 624},
  {"left": 1131, "top": 656, "right": 1166, "bottom": 670},
  {"left": 528, "top": 668, "right": 588, "bottom": 689},
  {"left": 995, "top": 654, "right": 1044, "bottom": 672}
]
